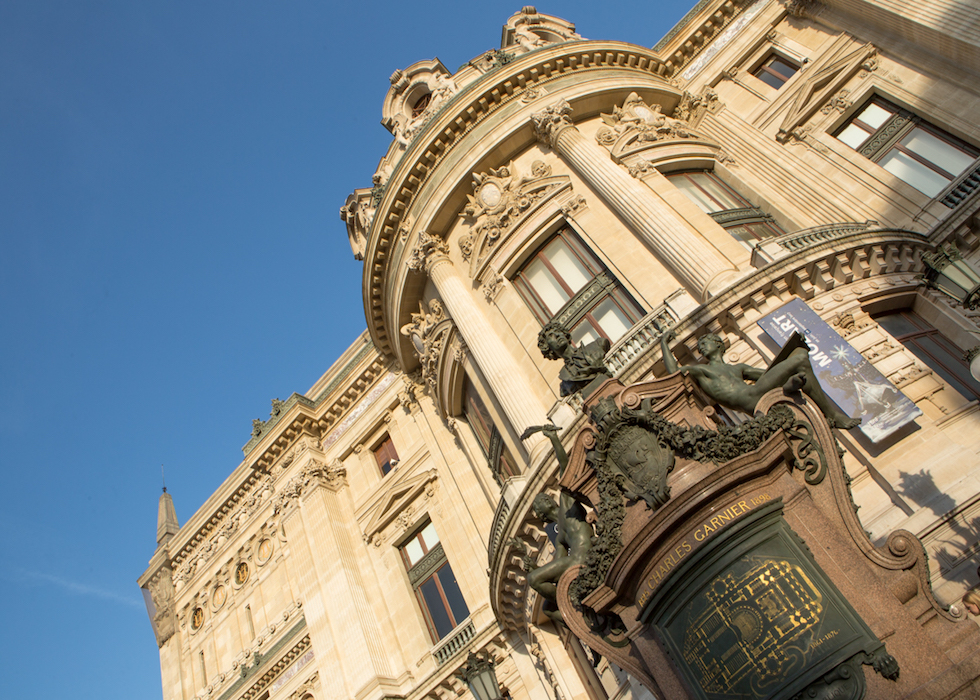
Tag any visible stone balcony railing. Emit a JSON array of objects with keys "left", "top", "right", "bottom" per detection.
[
  {"left": 432, "top": 618, "right": 476, "bottom": 666},
  {"left": 750, "top": 221, "right": 880, "bottom": 267},
  {"left": 604, "top": 303, "right": 678, "bottom": 376},
  {"left": 940, "top": 158, "right": 980, "bottom": 210}
]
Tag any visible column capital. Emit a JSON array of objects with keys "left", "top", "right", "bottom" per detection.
[
  {"left": 531, "top": 99, "right": 575, "bottom": 148},
  {"left": 407, "top": 230, "right": 451, "bottom": 274}
]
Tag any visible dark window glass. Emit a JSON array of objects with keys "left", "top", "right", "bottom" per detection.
[
  {"left": 513, "top": 229, "right": 644, "bottom": 346},
  {"left": 835, "top": 97, "right": 979, "bottom": 197},
  {"left": 875, "top": 310, "right": 980, "bottom": 400},
  {"left": 752, "top": 54, "right": 799, "bottom": 89},
  {"left": 463, "top": 379, "right": 518, "bottom": 483},
  {"left": 400, "top": 523, "right": 470, "bottom": 642}
]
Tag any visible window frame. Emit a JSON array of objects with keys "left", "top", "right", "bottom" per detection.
[
  {"left": 665, "top": 170, "right": 784, "bottom": 249},
  {"left": 873, "top": 308, "right": 980, "bottom": 401},
  {"left": 512, "top": 227, "right": 644, "bottom": 346},
  {"left": 373, "top": 434, "right": 399, "bottom": 476},
  {"left": 463, "top": 378, "right": 519, "bottom": 486},
  {"left": 750, "top": 52, "right": 800, "bottom": 90},
  {"left": 833, "top": 95, "right": 980, "bottom": 197}
]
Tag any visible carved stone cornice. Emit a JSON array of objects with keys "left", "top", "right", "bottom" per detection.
[
  {"left": 273, "top": 459, "right": 348, "bottom": 514},
  {"left": 407, "top": 231, "right": 450, "bottom": 274},
  {"left": 531, "top": 99, "right": 574, "bottom": 148}
]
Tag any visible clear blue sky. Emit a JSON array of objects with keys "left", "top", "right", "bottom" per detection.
[{"left": 0, "top": 2, "right": 689, "bottom": 697}]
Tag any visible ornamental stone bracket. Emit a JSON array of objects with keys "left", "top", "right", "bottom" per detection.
[
  {"left": 773, "top": 40, "right": 877, "bottom": 144},
  {"left": 458, "top": 160, "right": 571, "bottom": 279},
  {"left": 400, "top": 299, "right": 452, "bottom": 393},
  {"left": 360, "top": 468, "right": 439, "bottom": 547},
  {"left": 143, "top": 564, "right": 176, "bottom": 647}
]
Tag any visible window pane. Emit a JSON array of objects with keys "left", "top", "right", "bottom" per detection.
[
  {"left": 418, "top": 577, "right": 454, "bottom": 639},
  {"left": 767, "top": 57, "right": 798, "bottom": 81},
  {"left": 837, "top": 123, "right": 873, "bottom": 149},
  {"left": 436, "top": 564, "right": 469, "bottom": 625},
  {"left": 857, "top": 102, "right": 894, "bottom": 129},
  {"left": 403, "top": 538, "right": 424, "bottom": 567},
  {"left": 668, "top": 173, "right": 742, "bottom": 212},
  {"left": 590, "top": 297, "right": 632, "bottom": 343},
  {"left": 901, "top": 127, "right": 976, "bottom": 178},
  {"left": 571, "top": 323, "right": 599, "bottom": 347},
  {"left": 879, "top": 149, "right": 949, "bottom": 197},
  {"left": 545, "top": 239, "right": 592, "bottom": 294},
  {"left": 755, "top": 69, "right": 786, "bottom": 90},
  {"left": 420, "top": 522, "right": 439, "bottom": 549},
  {"left": 523, "top": 257, "right": 569, "bottom": 314}
]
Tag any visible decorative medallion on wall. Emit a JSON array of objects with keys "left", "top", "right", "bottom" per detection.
[
  {"left": 457, "top": 160, "right": 571, "bottom": 279},
  {"left": 211, "top": 585, "right": 226, "bottom": 610},
  {"left": 191, "top": 606, "right": 204, "bottom": 631},
  {"left": 235, "top": 562, "right": 250, "bottom": 586},
  {"left": 256, "top": 539, "right": 273, "bottom": 565}
]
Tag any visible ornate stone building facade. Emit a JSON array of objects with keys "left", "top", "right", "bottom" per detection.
[{"left": 141, "top": 2, "right": 980, "bottom": 699}]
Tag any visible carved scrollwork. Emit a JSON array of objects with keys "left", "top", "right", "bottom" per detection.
[
  {"left": 531, "top": 99, "right": 574, "bottom": 148},
  {"left": 272, "top": 459, "right": 347, "bottom": 514},
  {"left": 400, "top": 299, "right": 452, "bottom": 391},
  {"left": 784, "top": 419, "right": 828, "bottom": 485},
  {"left": 457, "top": 161, "right": 571, "bottom": 278},
  {"left": 595, "top": 92, "right": 702, "bottom": 153}
]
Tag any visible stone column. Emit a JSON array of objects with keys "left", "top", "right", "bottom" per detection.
[
  {"left": 408, "top": 232, "right": 548, "bottom": 450},
  {"left": 531, "top": 99, "right": 737, "bottom": 299}
]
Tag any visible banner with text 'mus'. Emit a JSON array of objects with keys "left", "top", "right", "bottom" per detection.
[{"left": 757, "top": 299, "right": 920, "bottom": 443}]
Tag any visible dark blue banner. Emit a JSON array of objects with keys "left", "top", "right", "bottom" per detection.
[{"left": 758, "top": 299, "right": 920, "bottom": 442}]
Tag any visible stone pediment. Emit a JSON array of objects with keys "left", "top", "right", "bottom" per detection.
[
  {"left": 774, "top": 40, "right": 877, "bottom": 142},
  {"left": 457, "top": 161, "right": 572, "bottom": 279},
  {"left": 361, "top": 468, "right": 439, "bottom": 541},
  {"left": 594, "top": 92, "right": 719, "bottom": 163}
]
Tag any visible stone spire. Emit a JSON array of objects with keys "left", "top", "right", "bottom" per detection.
[{"left": 156, "top": 487, "right": 179, "bottom": 547}]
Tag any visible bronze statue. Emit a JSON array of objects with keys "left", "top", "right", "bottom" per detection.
[
  {"left": 660, "top": 330, "right": 860, "bottom": 429},
  {"left": 521, "top": 423, "right": 594, "bottom": 624},
  {"left": 537, "top": 321, "right": 612, "bottom": 397}
]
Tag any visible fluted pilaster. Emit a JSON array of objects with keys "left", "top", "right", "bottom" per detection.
[{"left": 531, "top": 99, "right": 737, "bottom": 298}]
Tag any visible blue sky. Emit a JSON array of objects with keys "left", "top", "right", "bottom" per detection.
[{"left": 0, "top": 2, "right": 690, "bottom": 697}]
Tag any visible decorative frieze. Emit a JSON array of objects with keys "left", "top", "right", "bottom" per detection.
[{"left": 595, "top": 92, "right": 702, "bottom": 151}]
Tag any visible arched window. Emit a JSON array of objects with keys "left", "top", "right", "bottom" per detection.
[
  {"left": 513, "top": 228, "right": 644, "bottom": 346},
  {"left": 666, "top": 171, "right": 783, "bottom": 249},
  {"left": 463, "top": 378, "right": 518, "bottom": 486}
]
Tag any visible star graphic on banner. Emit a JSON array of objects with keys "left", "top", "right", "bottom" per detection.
[{"left": 832, "top": 344, "right": 854, "bottom": 364}]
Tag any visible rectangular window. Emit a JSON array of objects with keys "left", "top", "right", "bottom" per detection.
[
  {"left": 374, "top": 435, "right": 399, "bottom": 475},
  {"left": 666, "top": 171, "right": 783, "bottom": 249},
  {"left": 874, "top": 309, "right": 980, "bottom": 400},
  {"left": 835, "top": 96, "right": 979, "bottom": 197},
  {"left": 463, "top": 378, "right": 518, "bottom": 484},
  {"left": 400, "top": 522, "right": 470, "bottom": 642},
  {"left": 513, "top": 229, "right": 644, "bottom": 346},
  {"left": 752, "top": 53, "right": 800, "bottom": 90}
]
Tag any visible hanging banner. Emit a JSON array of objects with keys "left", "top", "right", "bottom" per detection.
[{"left": 757, "top": 299, "right": 920, "bottom": 442}]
